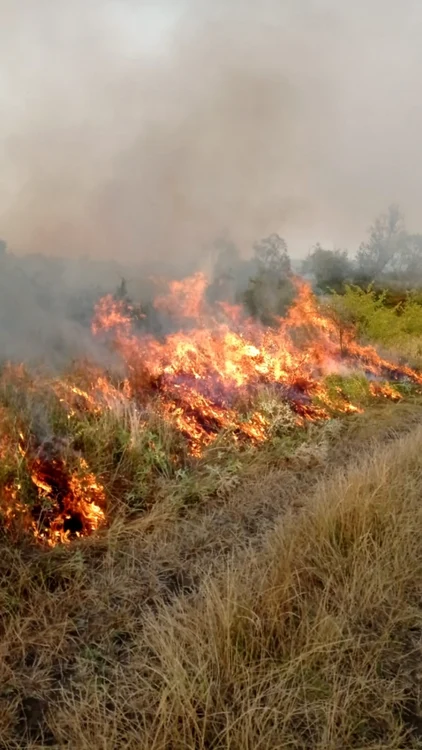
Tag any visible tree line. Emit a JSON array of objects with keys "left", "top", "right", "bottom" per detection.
[
  {"left": 206, "top": 204, "right": 422, "bottom": 326},
  {"left": 1, "top": 203, "right": 421, "bottom": 340},
  {"left": 302, "top": 204, "right": 422, "bottom": 293}
]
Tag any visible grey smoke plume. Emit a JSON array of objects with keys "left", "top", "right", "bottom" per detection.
[{"left": 1, "top": 0, "right": 422, "bottom": 263}]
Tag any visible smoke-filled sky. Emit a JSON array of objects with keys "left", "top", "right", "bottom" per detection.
[{"left": 1, "top": 0, "right": 422, "bottom": 262}]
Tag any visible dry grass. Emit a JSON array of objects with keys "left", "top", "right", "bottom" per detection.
[
  {"left": 2, "top": 402, "right": 422, "bottom": 747},
  {"left": 382, "top": 338, "right": 422, "bottom": 370}
]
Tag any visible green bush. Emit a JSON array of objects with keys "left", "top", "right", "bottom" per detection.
[{"left": 328, "top": 285, "right": 422, "bottom": 347}]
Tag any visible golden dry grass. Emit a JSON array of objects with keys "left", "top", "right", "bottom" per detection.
[{"left": 2, "top": 402, "right": 422, "bottom": 747}]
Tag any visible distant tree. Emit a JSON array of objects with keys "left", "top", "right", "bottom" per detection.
[
  {"left": 208, "top": 237, "right": 241, "bottom": 304},
  {"left": 302, "top": 244, "right": 352, "bottom": 292},
  {"left": 213, "top": 237, "right": 240, "bottom": 278},
  {"left": 243, "top": 234, "right": 294, "bottom": 324},
  {"left": 391, "top": 233, "right": 422, "bottom": 279},
  {"left": 354, "top": 205, "right": 422, "bottom": 286},
  {"left": 356, "top": 204, "right": 406, "bottom": 281},
  {"left": 0, "top": 239, "right": 7, "bottom": 257},
  {"left": 253, "top": 233, "right": 291, "bottom": 276}
]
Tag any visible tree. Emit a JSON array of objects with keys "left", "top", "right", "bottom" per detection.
[
  {"left": 320, "top": 293, "right": 356, "bottom": 357},
  {"left": 355, "top": 205, "right": 422, "bottom": 285},
  {"left": 208, "top": 237, "right": 241, "bottom": 304},
  {"left": 212, "top": 237, "right": 240, "bottom": 278},
  {"left": 302, "top": 244, "right": 352, "bottom": 292},
  {"left": 253, "top": 233, "right": 291, "bottom": 276},
  {"left": 391, "top": 233, "right": 422, "bottom": 280},
  {"left": 243, "top": 234, "right": 294, "bottom": 324},
  {"left": 356, "top": 204, "right": 406, "bottom": 280}
]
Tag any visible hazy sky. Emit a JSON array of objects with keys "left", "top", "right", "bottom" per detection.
[{"left": 1, "top": 0, "right": 422, "bottom": 262}]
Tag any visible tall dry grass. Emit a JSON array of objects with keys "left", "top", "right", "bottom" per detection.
[{"left": 2, "top": 404, "right": 422, "bottom": 747}]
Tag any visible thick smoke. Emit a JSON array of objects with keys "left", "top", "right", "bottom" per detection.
[
  {"left": 0, "top": 0, "right": 421, "bottom": 364},
  {"left": 1, "top": 0, "right": 422, "bottom": 262}
]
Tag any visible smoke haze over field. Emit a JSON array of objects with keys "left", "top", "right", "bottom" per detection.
[{"left": 1, "top": 0, "right": 422, "bottom": 261}]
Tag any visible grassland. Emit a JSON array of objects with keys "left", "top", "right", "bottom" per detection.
[
  {"left": 3, "top": 282, "right": 422, "bottom": 748},
  {"left": 2, "top": 377, "right": 422, "bottom": 747}
]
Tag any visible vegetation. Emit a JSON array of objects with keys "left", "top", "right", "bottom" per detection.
[
  {"left": 325, "top": 285, "right": 422, "bottom": 366},
  {"left": 243, "top": 234, "right": 295, "bottom": 324},
  {"left": 302, "top": 244, "right": 352, "bottom": 292},
  {"left": 3, "top": 396, "right": 422, "bottom": 747},
  {"left": 302, "top": 204, "right": 422, "bottom": 292},
  {"left": 0, "top": 362, "right": 369, "bottom": 540},
  {"left": 3, "top": 207, "right": 422, "bottom": 747}
]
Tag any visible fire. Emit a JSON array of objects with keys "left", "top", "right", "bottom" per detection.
[
  {"left": 90, "top": 273, "right": 422, "bottom": 453},
  {"left": 369, "top": 382, "right": 402, "bottom": 401},
  {"left": 1, "top": 428, "right": 106, "bottom": 546},
  {"left": 0, "top": 272, "right": 421, "bottom": 545}
]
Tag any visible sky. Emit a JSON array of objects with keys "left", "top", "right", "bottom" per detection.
[{"left": 1, "top": 0, "right": 422, "bottom": 263}]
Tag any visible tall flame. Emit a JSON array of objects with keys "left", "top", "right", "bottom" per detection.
[
  {"left": 1, "top": 273, "right": 420, "bottom": 545},
  {"left": 90, "top": 273, "right": 421, "bottom": 453}
]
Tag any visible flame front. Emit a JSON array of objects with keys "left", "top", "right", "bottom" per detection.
[
  {"left": 1, "top": 273, "right": 420, "bottom": 544},
  {"left": 91, "top": 273, "right": 419, "bottom": 453}
]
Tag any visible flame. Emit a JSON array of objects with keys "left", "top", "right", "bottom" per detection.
[
  {"left": 1, "top": 429, "right": 106, "bottom": 546},
  {"left": 1, "top": 273, "right": 421, "bottom": 544},
  {"left": 90, "top": 273, "right": 421, "bottom": 454},
  {"left": 369, "top": 382, "right": 402, "bottom": 401}
]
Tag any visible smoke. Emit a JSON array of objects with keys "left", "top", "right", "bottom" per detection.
[
  {"left": 0, "top": 0, "right": 422, "bottom": 264},
  {"left": 1, "top": 0, "right": 422, "bottom": 365}
]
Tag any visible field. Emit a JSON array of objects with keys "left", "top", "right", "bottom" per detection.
[{"left": 2, "top": 274, "right": 422, "bottom": 748}]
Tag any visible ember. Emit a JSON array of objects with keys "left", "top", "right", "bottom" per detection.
[{"left": 1, "top": 429, "right": 106, "bottom": 546}]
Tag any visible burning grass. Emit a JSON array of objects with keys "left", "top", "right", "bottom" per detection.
[
  {"left": 2, "top": 275, "right": 422, "bottom": 746},
  {"left": 1, "top": 274, "right": 422, "bottom": 546},
  {"left": 2, "top": 403, "right": 422, "bottom": 747}
]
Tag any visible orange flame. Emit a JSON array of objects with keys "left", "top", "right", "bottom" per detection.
[
  {"left": 89, "top": 273, "right": 422, "bottom": 453},
  {"left": 1, "top": 273, "right": 420, "bottom": 545},
  {"left": 1, "top": 431, "right": 106, "bottom": 546}
]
